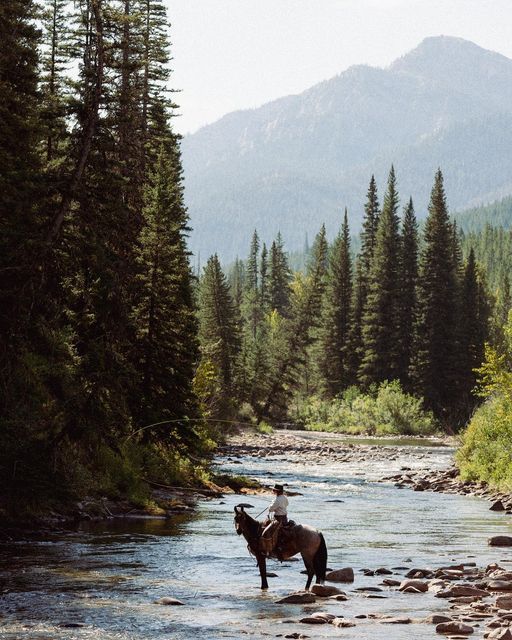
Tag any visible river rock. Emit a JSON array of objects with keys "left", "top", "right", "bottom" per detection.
[
  {"left": 406, "top": 568, "right": 433, "bottom": 578},
  {"left": 490, "top": 500, "right": 506, "bottom": 511},
  {"left": 486, "top": 630, "right": 512, "bottom": 640},
  {"left": 425, "top": 614, "right": 454, "bottom": 624},
  {"left": 299, "top": 615, "right": 328, "bottom": 624},
  {"left": 382, "top": 578, "right": 401, "bottom": 586},
  {"left": 326, "top": 567, "right": 354, "bottom": 583},
  {"left": 436, "top": 621, "right": 475, "bottom": 635},
  {"left": 332, "top": 618, "right": 356, "bottom": 627},
  {"left": 489, "top": 536, "right": 512, "bottom": 547},
  {"left": 311, "top": 584, "right": 344, "bottom": 597},
  {"left": 437, "top": 585, "right": 489, "bottom": 598},
  {"left": 488, "top": 581, "right": 512, "bottom": 591},
  {"left": 496, "top": 595, "right": 512, "bottom": 609},
  {"left": 375, "top": 567, "right": 393, "bottom": 575},
  {"left": 154, "top": 597, "right": 185, "bottom": 605},
  {"left": 380, "top": 617, "right": 412, "bottom": 624},
  {"left": 275, "top": 592, "right": 316, "bottom": 604},
  {"left": 399, "top": 579, "right": 429, "bottom": 592}
]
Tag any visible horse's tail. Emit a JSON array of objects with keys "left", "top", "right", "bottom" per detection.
[{"left": 314, "top": 532, "right": 327, "bottom": 584}]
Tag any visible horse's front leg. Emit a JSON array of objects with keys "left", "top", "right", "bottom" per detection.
[{"left": 256, "top": 553, "right": 269, "bottom": 590}]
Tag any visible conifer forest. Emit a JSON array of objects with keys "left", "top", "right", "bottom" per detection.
[{"left": 1, "top": 0, "right": 512, "bottom": 521}]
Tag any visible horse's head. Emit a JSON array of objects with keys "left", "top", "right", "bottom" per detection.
[
  {"left": 234, "top": 505, "right": 245, "bottom": 535},
  {"left": 234, "top": 503, "right": 255, "bottom": 534}
]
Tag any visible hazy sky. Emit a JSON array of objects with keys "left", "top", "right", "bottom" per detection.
[{"left": 166, "top": 0, "right": 512, "bottom": 135}]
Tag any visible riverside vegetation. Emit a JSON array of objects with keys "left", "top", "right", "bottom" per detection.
[{"left": 1, "top": 1, "right": 512, "bottom": 523}]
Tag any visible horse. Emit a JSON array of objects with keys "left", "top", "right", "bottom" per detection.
[{"left": 233, "top": 505, "right": 327, "bottom": 590}]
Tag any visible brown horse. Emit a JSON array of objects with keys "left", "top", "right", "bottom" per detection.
[{"left": 234, "top": 505, "right": 327, "bottom": 590}]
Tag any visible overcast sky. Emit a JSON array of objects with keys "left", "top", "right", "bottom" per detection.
[{"left": 166, "top": 0, "right": 512, "bottom": 135}]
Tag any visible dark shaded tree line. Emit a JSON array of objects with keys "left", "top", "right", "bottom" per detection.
[
  {"left": 0, "top": 0, "right": 207, "bottom": 510},
  {"left": 198, "top": 168, "right": 492, "bottom": 429}
]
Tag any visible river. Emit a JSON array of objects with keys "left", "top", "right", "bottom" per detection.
[{"left": 1, "top": 433, "right": 512, "bottom": 639}]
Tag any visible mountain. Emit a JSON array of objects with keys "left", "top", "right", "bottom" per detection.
[
  {"left": 455, "top": 195, "right": 512, "bottom": 234},
  {"left": 181, "top": 36, "right": 512, "bottom": 260}
]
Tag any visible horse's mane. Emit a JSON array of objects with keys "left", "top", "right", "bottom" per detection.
[{"left": 242, "top": 510, "right": 262, "bottom": 537}]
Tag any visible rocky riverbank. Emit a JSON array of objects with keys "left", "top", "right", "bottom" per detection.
[
  {"left": 383, "top": 466, "right": 512, "bottom": 515},
  {"left": 263, "top": 560, "right": 512, "bottom": 638},
  {"left": 221, "top": 429, "right": 512, "bottom": 515}
]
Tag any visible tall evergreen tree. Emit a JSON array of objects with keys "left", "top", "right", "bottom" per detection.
[
  {"left": 410, "top": 169, "right": 460, "bottom": 425},
  {"left": 198, "top": 255, "right": 240, "bottom": 417},
  {"left": 457, "top": 248, "right": 490, "bottom": 420},
  {"left": 132, "top": 148, "right": 199, "bottom": 444},
  {"left": 317, "top": 211, "right": 353, "bottom": 397},
  {"left": 270, "top": 232, "right": 291, "bottom": 316},
  {"left": 347, "top": 176, "right": 380, "bottom": 381},
  {"left": 396, "top": 197, "right": 418, "bottom": 387},
  {"left": 359, "top": 167, "right": 401, "bottom": 386},
  {"left": 246, "top": 230, "right": 260, "bottom": 293},
  {"left": 260, "top": 242, "right": 271, "bottom": 309}
]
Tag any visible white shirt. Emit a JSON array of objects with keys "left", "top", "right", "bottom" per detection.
[{"left": 269, "top": 494, "right": 288, "bottom": 516}]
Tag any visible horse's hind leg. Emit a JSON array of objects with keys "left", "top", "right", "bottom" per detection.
[{"left": 301, "top": 553, "right": 314, "bottom": 590}]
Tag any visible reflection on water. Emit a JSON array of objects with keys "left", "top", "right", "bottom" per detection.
[{"left": 1, "top": 441, "right": 512, "bottom": 639}]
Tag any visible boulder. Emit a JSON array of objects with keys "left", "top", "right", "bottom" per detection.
[
  {"left": 487, "top": 630, "right": 512, "bottom": 640},
  {"left": 154, "top": 597, "right": 185, "bottom": 605},
  {"left": 437, "top": 585, "right": 489, "bottom": 598},
  {"left": 436, "top": 621, "right": 474, "bottom": 635},
  {"left": 382, "top": 578, "right": 401, "bottom": 586},
  {"left": 299, "top": 616, "right": 328, "bottom": 624},
  {"left": 490, "top": 500, "right": 506, "bottom": 511},
  {"left": 496, "top": 595, "right": 512, "bottom": 609},
  {"left": 406, "top": 568, "right": 433, "bottom": 578},
  {"left": 425, "top": 614, "right": 453, "bottom": 624},
  {"left": 326, "top": 567, "right": 354, "bottom": 583},
  {"left": 487, "top": 580, "right": 512, "bottom": 591},
  {"left": 380, "top": 617, "right": 412, "bottom": 624},
  {"left": 489, "top": 536, "right": 512, "bottom": 547},
  {"left": 311, "top": 584, "right": 344, "bottom": 597},
  {"left": 399, "top": 579, "right": 429, "bottom": 593},
  {"left": 275, "top": 592, "right": 316, "bottom": 604},
  {"left": 332, "top": 618, "right": 356, "bottom": 627}
]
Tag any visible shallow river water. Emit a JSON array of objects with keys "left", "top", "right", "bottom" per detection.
[{"left": 1, "top": 434, "right": 512, "bottom": 639}]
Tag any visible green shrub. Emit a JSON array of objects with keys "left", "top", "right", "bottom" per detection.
[
  {"left": 457, "top": 395, "right": 512, "bottom": 490},
  {"left": 257, "top": 420, "right": 273, "bottom": 434},
  {"left": 294, "top": 381, "right": 436, "bottom": 435}
]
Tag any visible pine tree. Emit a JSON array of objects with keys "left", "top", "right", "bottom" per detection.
[
  {"left": 347, "top": 176, "right": 380, "bottom": 381},
  {"left": 228, "top": 258, "right": 245, "bottom": 309},
  {"left": 457, "top": 248, "right": 490, "bottom": 420},
  {"left": 40, "top": 0, "right": 71, "bottom": 165},
  {"left": 198, "top": 254, "right": 240, "bottom": 417},
  {"left": 132, "top": 148, "right": 199, "bottom": 444},
  {"left": 396, "top": 198, "right": 418, "bottom": 387},
  {"left": 246, "top": 230, "right": 260, "bottom": 293},
  {"left": 300, "top": 224, "right": 329, "bottom": 395},
  {"left": 359, "top": 167, "right": 401, "bottom": 386},
  {"left": 270, "top": 232, "right": 291, "bottom": 316},
  {"left": 317, "top": 211, "right": 353, "bottom": 397},
  {"left": 260, "top": 243, "right": 271, "bottom": 309},
  {"left": 410, "top": 169, "right": 460, "bottom": 425}
]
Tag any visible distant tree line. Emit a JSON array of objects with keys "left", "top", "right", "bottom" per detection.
[
  {"left": 0, "top": 0, "right": 209, "bottom": 511},
  {"left": 198, "top": 168, "right": 492, "bottom": 429}
]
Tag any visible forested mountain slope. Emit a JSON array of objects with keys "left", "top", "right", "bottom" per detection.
[{"left": 182, "top": 36, "right": 512, "bottom": 260}]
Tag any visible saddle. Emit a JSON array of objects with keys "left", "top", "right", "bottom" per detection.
[{"left": 259, "top": 520, "right": 296, "bottom": 558}]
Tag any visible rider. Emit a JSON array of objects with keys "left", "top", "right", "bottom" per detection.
[{"left": 268, "top": 483, "right": 288, "bottom": 525}]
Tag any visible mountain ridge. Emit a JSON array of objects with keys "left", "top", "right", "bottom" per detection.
[{"left": 182, "top": 36, "right": 512, "bottom": 260}]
